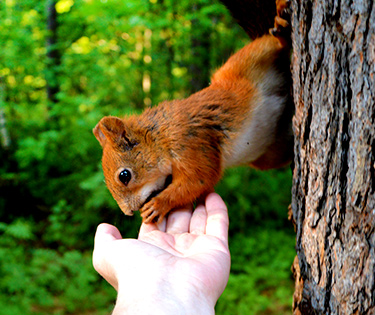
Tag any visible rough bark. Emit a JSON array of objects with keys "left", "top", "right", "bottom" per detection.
[{"left": 291, "top": 0, "right": 375, "bottom": 314}]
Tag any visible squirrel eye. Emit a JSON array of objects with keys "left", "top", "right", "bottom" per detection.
[{"left": 119, "top": 169, "right": 132, "bottom": 186}]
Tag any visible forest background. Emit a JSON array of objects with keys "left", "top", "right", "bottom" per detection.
[{"left": 0, "top": 0, "right": 295, "bottom": 314}]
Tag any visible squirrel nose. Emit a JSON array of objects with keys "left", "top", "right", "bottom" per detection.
[
  {"left": 121, "top": 207, "right": 135, "bottom": 216},
  {"left": 118, "top": 201, "right": 136, "bottom": 216}
]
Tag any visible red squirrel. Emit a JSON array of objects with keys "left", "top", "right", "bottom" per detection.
[{"left": 93, "top": 1, "right": 293, "bottom": 223}]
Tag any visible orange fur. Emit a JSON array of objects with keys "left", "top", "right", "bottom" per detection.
[{"left": 93, "top": 31, "right": 293, "bottom": 224}]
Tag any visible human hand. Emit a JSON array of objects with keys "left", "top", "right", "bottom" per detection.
[{"left": 93, "top": 193, "right": 230, "bottom": 315}]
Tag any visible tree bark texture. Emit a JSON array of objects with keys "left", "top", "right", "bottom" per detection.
[{"left": 291, "top": 0, "right": 375, "bottom": 314}]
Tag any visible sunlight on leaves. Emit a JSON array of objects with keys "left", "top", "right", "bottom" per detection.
[
  {"left": 56, "top": 0, "right": 74, "bottom": 14},
  {"left": 72, "top": 36, "right": 93, "bottom": 54},
  {"left": 172, "top": 67, "right": 187, "bottom": 78},
  {"left": 21, "top": 10, "right": 38, "bottom": 26},
  {"left": 6, "top": 75, "right": 16, "bottom": 87},
  {"left": 5, "top": 0, "right": 15, "bottom": 7},
  {"left": 0, "top": 68, "right": 10, "bottom": 76}
]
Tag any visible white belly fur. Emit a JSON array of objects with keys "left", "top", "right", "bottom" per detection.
[{"left": 223, "top": 68, "right": 287, "bottom": 168}]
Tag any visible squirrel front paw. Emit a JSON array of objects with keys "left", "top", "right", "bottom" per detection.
[
  {"left": 140, "top": 197, "right": 170, "bottom": 224},
  {"left": 269, "top": 0, "right": 291, "bottom": 38}
]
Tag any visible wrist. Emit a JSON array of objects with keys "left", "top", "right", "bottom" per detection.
[{"left": 113, "top": 278, "right": 215, "bottom": 315}]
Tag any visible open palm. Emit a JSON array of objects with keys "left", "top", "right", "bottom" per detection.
[{"left": 93, "top": 193, "right": 230, "bottom": 313}]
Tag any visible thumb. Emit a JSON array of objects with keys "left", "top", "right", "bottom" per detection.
[
  {"left": 93, "top": 223, "right": 123, "bottom": 290},
  {"left": 94, "top": 223, "right": 123, "bottom": 245}
]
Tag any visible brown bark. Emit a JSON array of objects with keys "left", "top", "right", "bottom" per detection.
[{"left": 291, "top": 0, "right": 375, "bottom": 313}]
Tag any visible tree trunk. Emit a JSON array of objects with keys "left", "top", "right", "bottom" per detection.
[
  {"left": 0, "top": 77, "right": 10, "bottom": 149},
  {"left": 291, "top": 0, "right": 375, "bottom": 313}
]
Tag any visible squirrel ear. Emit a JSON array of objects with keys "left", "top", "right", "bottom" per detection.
[{"left": 93, "top": 116, "right": 125, "bottom": 147}]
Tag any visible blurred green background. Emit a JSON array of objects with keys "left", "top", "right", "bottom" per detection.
[{"left": 0, "top": 0, "right": 295, "bottom": 314}]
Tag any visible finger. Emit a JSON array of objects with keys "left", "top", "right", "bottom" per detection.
[
  {"left": 166, "top": 204, "right": 193, "bottom": 234},
  {"left": 94, "top": 223, "right": 122, "bottom": 246},
  {"left": 205, "top": 193, "right": 229, "bottom": 242},
  {"left": 156, "top": 215, "right": 167, "bottom": 232},
  {"left": 93, "top": 223, "right": 122, "bottom": 290},
  {"left": 139, "top": 221, "right": 159, "bottom": 238},
  {"left": 93, "top": 223, "right": 122, "bottom": 267},
  {"left": 138, "top": 215, "right": 167, "bottom": 239},
  {"left": 189, "top": 203, "right": 207, "bottom": 234}
]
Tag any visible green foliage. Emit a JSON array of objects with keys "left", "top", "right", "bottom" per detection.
[
  {"left": 0, "top": 220, "right": 115, "bottom": 315},
  {"left": 216, "top": 230, "right": 295, "bottom": 315},
  {"left": 0, "top": 0, "right": 295, "bottom": 313},
  {"left": 217, "top": 167, "right": 292, "bottom": 235}
]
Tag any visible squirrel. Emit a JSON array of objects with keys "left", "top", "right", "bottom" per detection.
[{"left": 93, "top": 0, "right": 293, "bottom": 224}]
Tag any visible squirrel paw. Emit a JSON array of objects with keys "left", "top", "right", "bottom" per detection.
[
  {"left": 269, "top": 0, "right": 291, "bottom": 38},
  {"left": 140, "top": 198, "right": 168, "bottom": 224}
]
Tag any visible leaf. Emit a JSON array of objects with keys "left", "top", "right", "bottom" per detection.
[
  {"left": 5, "top": 219, "right": 34, "bottom": 240},
  {"left": 56, "top": 0, "right": 75, "bottom": 14}
]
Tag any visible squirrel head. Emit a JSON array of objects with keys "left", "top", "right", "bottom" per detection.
[{"left": 93, "top": 116, "right": 172, "bottom": 216}]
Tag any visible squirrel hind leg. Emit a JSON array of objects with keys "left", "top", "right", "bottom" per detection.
[{"left": 269, "top": 0, "right": 291, "bottom": 40}]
